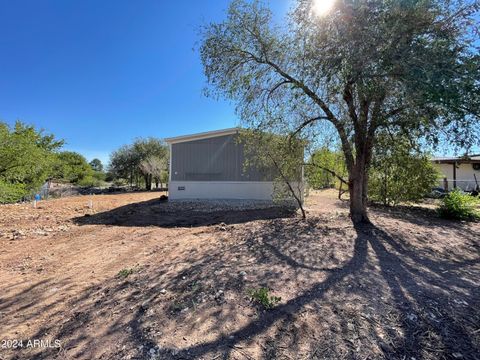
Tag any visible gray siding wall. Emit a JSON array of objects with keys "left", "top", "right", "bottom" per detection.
[{"left": 171, "top": 134, "right": 270, "bottom": 181}]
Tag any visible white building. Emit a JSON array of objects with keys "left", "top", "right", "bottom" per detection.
[
  {"left": 165, "top": 128, "right": 304, "bottom": 200},
  {"left": 432, "top": 155, "right": 480, "bottom": 191}
]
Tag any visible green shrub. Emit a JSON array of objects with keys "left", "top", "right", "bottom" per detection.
[
  {"left": 92, "top": 171, "right": 106, "bottom": 182},
  {"left": 0, "top": 181, "right": 28, "bottom": 204},
  {"left": 369, "top": 135, "right": 440, "bottom": 206},
  {"left": 0, "top": 121, "right": 63, "bottom": 203},
  {"left": 52, "top": 151, "right": 94, "bottom": 184},
  {"left": 117, "top": 268, "right": 134, "bottom": 278},
  {"left": 247, "top": 287, "right": 281, "bottom": 310},
  {"left": 77, "top": 175, "right": 103, "bottom": 188},
  {"left": 438, "top": 190, "right": 480, "bottom": 220}
]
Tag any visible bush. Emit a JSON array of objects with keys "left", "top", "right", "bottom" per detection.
[
  {"left": 77, "top": 175, "right": 104, "bottom": 188},
  {"left": 52, "top": 151, "right": 94, "bottom": 184},
  {"left": 0, "top": 181, "right": 27, "bottom": 204},
  {"left": 369, "top": 135, "right": 439, "bottom": 206},
  {"left": 92, "top": 171, "right": 106, "bottom": 182},
  {"left": 247, "top": 287, "right": 281, "bottom": 310},
  {"left": 117, "top": 268, "right": 134, "bottom": 278},
  {"left": 0, "top": 121, "right": 63, "bottom": 203},
  {"left": 438, "top": 190, "right": 480, "bottom": 220}
]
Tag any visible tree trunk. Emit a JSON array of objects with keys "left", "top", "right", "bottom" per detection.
[
  {"left": 144, "top": 174, "right": 152, "bottom": 190},
  {"left": 348, "top": 159, "right": 370, "bottom": 224}
]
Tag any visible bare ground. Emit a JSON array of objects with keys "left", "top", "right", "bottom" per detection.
[{"left": 0, "top": 190, "right": 479, "bottom": 360}]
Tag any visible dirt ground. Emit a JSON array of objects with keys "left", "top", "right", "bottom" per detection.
[{"left": 0, "top": 190, "right": 479, "bottom": 360}]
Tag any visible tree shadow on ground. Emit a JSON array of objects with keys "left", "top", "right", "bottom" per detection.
[
  {"left": 3, "top": 212, "right": 479, "bottom": 359},
  {"left": 72, "top": 198, "right": 297, "bottom": 228}
]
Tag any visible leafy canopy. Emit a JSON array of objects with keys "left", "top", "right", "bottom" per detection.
[
  {"left": 89, "top": 158, "right": 104, "bottom": 172},
  {"left": 202, "top": 0, "right": 479, "bottom": 151},
  {"left": 52, "top": 151, "right": 98, "bottom": 186},
  {"left": 0, "top": 121, "right": 63, "bottom": 202},
  {"left": 240, "top": 129, "right": 306, "bottom": 216}
]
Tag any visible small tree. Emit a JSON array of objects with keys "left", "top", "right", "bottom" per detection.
[
  {"left": 240, "top": 130, "right": 306, "bottom": 218},
  {"left": 139, "top": 156, "right": 169, "bottom": 189},
  {"left": 368, "top": 135, "right": 439, "bottom": 206},
  {"left": 109, "top": 145, "right": 138, "bottom": 187}
]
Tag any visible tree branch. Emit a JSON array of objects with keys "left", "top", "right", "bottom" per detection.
[
  {"left": 290, "top": 115, "right": 329, "bottom": 139},
  {"left": 268, "top": 151, "right": 306, "bottom": 219},
  {"left": 265, "top": 79, "right": 292, "bottom": 106},
  {"left": 304, "top": 161, "right": 348, "bottom": 185},
  {"left": 224, "top": 44, "right": 355, "bottom": 170},
  {"left": 343, "top": 81, "right": 358, "bottom": 125}
]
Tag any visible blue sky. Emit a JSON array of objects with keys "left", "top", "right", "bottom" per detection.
[
  {"left": 1, "top": 0, "right": 477, "bottom": 165},
  {"left": 0, "top": 0, "right": 291, "bottom": 164}
]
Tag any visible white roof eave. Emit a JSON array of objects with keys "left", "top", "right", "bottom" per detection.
[{"left": 165, "top": 127, "right": 240, "bottom": 144}]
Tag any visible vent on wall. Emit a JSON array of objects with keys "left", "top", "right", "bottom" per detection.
[{"left": 178, "top": 186, "right": 185, "bottom": 191}]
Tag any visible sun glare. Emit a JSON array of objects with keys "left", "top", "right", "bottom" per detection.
[{"left": 312, "top": 0, "right": 335, "bottom": 16}]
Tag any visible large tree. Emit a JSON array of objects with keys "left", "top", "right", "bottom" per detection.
[{"left": 200, "top": 0, "right": 480, "bottom": 223}]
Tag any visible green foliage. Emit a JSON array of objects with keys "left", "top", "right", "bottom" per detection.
[
  {"left": 240, "top": 129, "right": 306, "bottom": 216},
  {"left": 75, "top": 171, "right": 106, "bottom": 188},
  {"left": 109, "top": 145, "right": 137, "bottom": 184},
  {"left": 0, "top": 181, "right": 28, "bottom": 204},
  {"left": 247, "top": 287, "right": 281, "bottom": 310},
  {"left": 53, "top": 151, "right": 95, "bottom": 185},
  {"left": 438, "top": 190, "right": 480, "bottom": 220},
  {"left": 0, "top": 121, "right": 63, "bottom": 203},
  {"left": 306, "top": 147, "right": 347, "bottom": 189},
  {"left": 93, "top": 170, "right": 106, "bottom": 182},
  {"left": 0, "top": 121, "right": 108, "bottom": 203},
  {"left": 76, "top": 176, "right": 98, "bottom": 187},
  {"left": 117, "top": 268, "right": 134, "bottom": 278},
  {"left": 109, "top": 138, "right": 169, "bottom": 189},
  {"left": 89, "top": 158, "right": 104, "bottom": 172},
  {"left": 369, "top": 136, "right": 440, "bottom": 206}
]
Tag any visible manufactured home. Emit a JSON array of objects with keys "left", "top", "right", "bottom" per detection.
[
  {"left": 165, "top": 128, "right": 302, "bottom": 200},
  {"left": 432, "top": 155, "right": 480, "bottom": 191}
]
